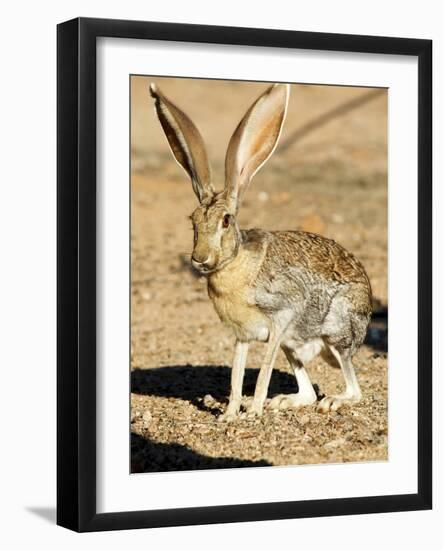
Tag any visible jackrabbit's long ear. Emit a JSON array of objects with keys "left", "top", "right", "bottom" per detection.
[
  {"left": 150, "top": 84, "right": 214, "bottom": 203},
  {"left": 224, "top": 83, "right": 289, "bottom": 210}
]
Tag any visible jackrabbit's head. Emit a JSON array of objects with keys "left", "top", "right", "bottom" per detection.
[{"left": 150, "top": 82, "right": 289, "bottom": 273}]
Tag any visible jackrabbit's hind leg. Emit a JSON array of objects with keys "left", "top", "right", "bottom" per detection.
[
  {"left": 269, "top": 339, "right": 321, "bottom": 411},
  {"left": 317, "top": 346, "right": 362, "bottom": 413}
]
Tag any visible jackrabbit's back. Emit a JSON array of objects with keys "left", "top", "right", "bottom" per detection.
[{"left": 261, "top": 231, "right": 370, "bottom": 287}]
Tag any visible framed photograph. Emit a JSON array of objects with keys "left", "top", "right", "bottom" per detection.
[{"left": 57, "top": 17, "right": 432, "bottom": 532}]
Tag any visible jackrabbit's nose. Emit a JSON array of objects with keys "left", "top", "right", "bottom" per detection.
[{"left": 192, "top": 255, "right": 210, "bottom": 266}]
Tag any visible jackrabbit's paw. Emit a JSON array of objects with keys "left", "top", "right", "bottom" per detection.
[
  {"left": 269, "top": 393, "right": 316, "bottom": 411},
  {"left": 245, "top": 403, "right": 264, "bottom": 419},
  {"left": 317, "top": 395, "right": 358, "bottom": 413},
  {"left": 217, "top": 410, "right": 239, "bottom": 423}
]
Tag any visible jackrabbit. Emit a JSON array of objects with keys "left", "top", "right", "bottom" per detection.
[{"left": 150, "top": 82, "right": 372, "bottom": 421}]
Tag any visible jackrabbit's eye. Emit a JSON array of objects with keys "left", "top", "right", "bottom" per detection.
[{"left": 222, "top": 214, "right": 230, "bottom": 228}]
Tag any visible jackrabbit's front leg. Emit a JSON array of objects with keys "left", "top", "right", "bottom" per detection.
[
  {"left": 218, "top": 340, "right": 249, "bottom": 422},
  {"left": 247, "top": 329, "right": 284, "bottom": 418}
]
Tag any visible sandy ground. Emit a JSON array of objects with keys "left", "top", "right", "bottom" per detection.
[{"left": 130, "top": 77, "right": 388, "bottom": 473}]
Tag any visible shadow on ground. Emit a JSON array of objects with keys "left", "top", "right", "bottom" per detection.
[
  {"left": 131, "top": 433, "right": 270, "bottom": 473},
  {"left": 131, "top": 365, "right": 299, "bottom": 404},
  {"left": 365, "top": 303, "right": 388, "bottom": 353}
]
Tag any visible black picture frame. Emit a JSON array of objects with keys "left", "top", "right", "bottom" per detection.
[{"left": 57, "top": 17, "right": 432, "bottom": 532}]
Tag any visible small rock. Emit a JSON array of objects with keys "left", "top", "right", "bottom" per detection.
[
  {"left": 258, "top": 191, "right": 269, "bottom": 203},
  {"left": 203, "top": 394, "right": 215, "bottom": 407},
  {"left": 142, "top": 410, "right": 152, "bottom": 424}
]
